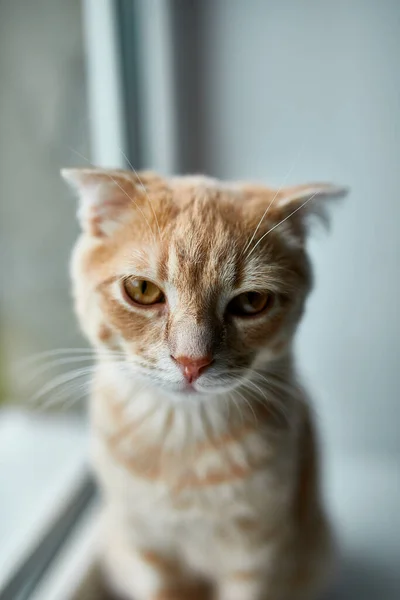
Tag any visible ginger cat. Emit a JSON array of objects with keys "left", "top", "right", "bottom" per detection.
[{"left": 62, "top": 168, "right": 347, "bottom": 600}]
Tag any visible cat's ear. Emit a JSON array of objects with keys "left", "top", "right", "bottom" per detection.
[
  {"left": 276, "top": 183, "right": 348, "bottom": 217},
  {"left": 245, "top": 182, "right": 348, "bottom": 245},
  {"left": 61, "top": 168, "right": 137, "bottom": 236}
]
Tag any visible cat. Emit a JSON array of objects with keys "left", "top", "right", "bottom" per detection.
[{"left": 62, "top": 168, "right": 347, "bottom": 600}]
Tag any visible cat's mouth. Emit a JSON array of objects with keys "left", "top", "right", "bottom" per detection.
[{"left": 181, "top": 382, "right": 201, "bottom": 395}]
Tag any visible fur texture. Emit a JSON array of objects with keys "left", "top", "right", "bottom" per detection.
[{"left": 62, "top": 168, "right": 347, "bottom": 600}]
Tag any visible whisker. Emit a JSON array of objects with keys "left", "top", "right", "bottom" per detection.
[
  {"left": 23, "top": 355, "right": 124, "bottom": 384},
  {"left": 222, "top": 369, "right": 294, "bottom": 427},
  {"left": 240, "top": 383, "right": 290, "bottom": 427},
  {"left": 242, "top": 142, "right": 305, "bottom": 257},
  {"left": 37, "top": 383, "right": 89, "bottom": 413},
  {"left": 28, "top": 365, "right": 99, "bottom": 405},
  {"left": 229, "top": 392, "right": 245, "bottom": 425},
  {"left": 247, "top": 190, "right": 319, "bottom": 258},
  {"left": 18, "top": 347, "right": 125, "bottom": 368},
  {"left": 118, "top": 146, "right": 162, "bottom": 243},
  {"left": 107, "top": 173, "right": 157, "bottom": 245},
  {"left": 235, "top": 390, "right": 258, "bottom": 424},
  {"left": 68, "top": 147, "right": 157, "bottom": 244},
  {"left": 251, "top": 371, "right": 297, "bottom": 397},
  {"left": 36, "top": 359, "right": 130, "bottom": 411}
]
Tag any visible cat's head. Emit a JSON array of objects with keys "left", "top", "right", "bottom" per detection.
[{"left": 62, "top": 168, "right": 347, "bottom": 397}]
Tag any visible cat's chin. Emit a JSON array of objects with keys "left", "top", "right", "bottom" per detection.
[
  {"left": 158, "top": 382, "right": 220, "bottom": 398},
  {"left": 170, "top": 381, "right": 241, "bottom": 398},
  {"left": 145, "top": 378, "right": 237, "bottom": 399}
]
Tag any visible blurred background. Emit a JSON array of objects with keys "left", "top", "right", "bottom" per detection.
[{"left": 0, "top": 1, "right": 399, "bottom": 599}]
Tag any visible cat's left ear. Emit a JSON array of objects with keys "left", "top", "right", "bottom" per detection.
[
  {"left": 281, "top": 183, "right": 348, "bottom": 237},
  {"left": 276, "top": 183, "right": 348, "bottom": 216},
  {"left": 61, "top": 168, "right": 138, "bottom": 237},
  {"left": 246, "top": 182, "right": 348, "bottom": 243}
]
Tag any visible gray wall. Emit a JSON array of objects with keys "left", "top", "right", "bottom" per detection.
[
  {"left": 186, "top": 0, "right": 400, "bottom": 459},
  {"left": 0, "top": 0, "right": 89, "bottom": 401}
]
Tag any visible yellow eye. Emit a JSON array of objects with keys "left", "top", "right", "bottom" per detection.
[
  {"left": 228, "top": 291, "right": 273, "bottom": 317},
  {"left": 123, "top": 278, "right": 165, "bottom": 306}
]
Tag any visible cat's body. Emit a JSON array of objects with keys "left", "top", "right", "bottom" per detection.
[
  {"left": 91, "top": 366, "right": 330, "bottom": 600},
  {"left": 63, "top": 170, "right": 347, "bottom": 600}
]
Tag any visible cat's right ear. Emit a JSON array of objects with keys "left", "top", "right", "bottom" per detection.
[{"left": 61, "top": 168, "right": 137, "bottom": 237}]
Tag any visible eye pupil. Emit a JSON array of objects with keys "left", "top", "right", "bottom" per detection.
[
  {"left": 123, "top": 278, "right": 164, "bottom": 306},
  {"left": 248, "top": 292, "right": 258, "bottom": 306}
]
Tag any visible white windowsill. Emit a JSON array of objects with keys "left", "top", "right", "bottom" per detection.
[
  {"left": 30, "top": 503, "right": 101, "bottom": 600},
  {"left": 0, "top": 408, "right": 89, "bottom": 593}
]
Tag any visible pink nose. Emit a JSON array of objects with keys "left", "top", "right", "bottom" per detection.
[{"left": 172, "top": 355, "right": 213, "bottom": 383}]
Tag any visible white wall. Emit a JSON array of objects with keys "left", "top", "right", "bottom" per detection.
[{"left": 197, "top": 0, "right": 400, "bottom": 459}]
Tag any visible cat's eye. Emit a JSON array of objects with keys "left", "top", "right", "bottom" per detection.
[
  {"left": 227, "top": 291, "right": 273, "bottom": 317},
  {"left": 123, "top": 278, "right": 165, "bottom": 306}
]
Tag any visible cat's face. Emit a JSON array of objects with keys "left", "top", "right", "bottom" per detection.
[{"left": 63, "top": 169, "right": 346, "bottom": 397}]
